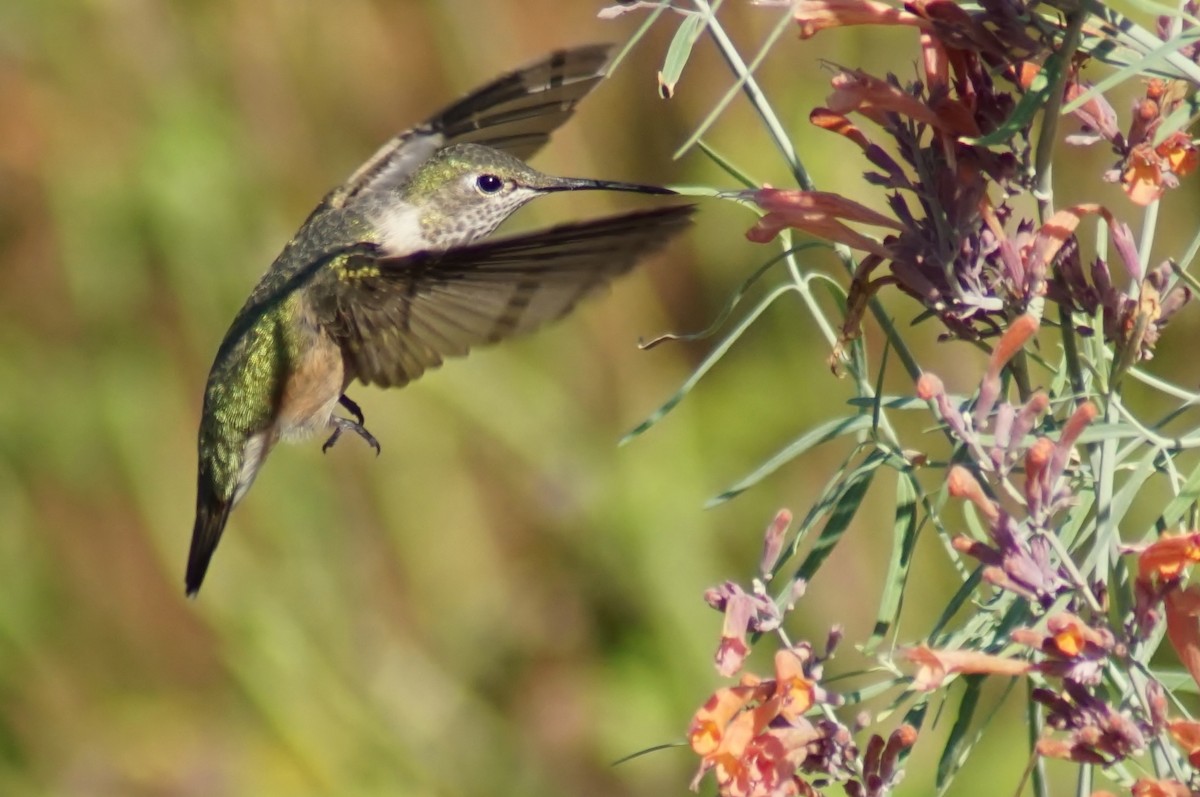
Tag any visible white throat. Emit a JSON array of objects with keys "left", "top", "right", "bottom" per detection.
[{"left": 374, "top": 205, "right": 426, "bottom": 256}]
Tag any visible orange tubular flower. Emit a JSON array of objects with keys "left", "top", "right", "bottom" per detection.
[
  {"left": 1046, "top": 613, "right": 1102, "bottom": 657},
  {"left": 1168, "top": 718, "right": 1200, "bottom": 767},
  {"left": 1131, "top": 778, "right": 1192, "bottom": 797},
  {"left": 946, "top": 466, "right": 1000, "bottom": 523},
  {"left": 988, "top": 315, "right": 1040, "bottom": 375},
  {"left": 1011, "top": 612, "right": 1115, "bottom": 686},
  {"left": 773, "top": 649, "right": 816, "bottom": 723},
  {"left": 1165, "top": 585, "right": 1200, "bottom": 692},
  {"left": 760, "top": 509, "right": 792, "bottom": 578},
  {"left": 716, "top": 591, "right": 755, "bottom": 677},
  {"left": 827, "top": 69, "right": 963, "bottom": 133},
  {"left": 1120, "top": 131, "right": 1197, "bottom": 207},
  {"left": 743, "top": 188, "right": 901, "bottom": 258},
  {"left": 1157, "top": 131, "right": 1199, "bottom": 176},
  {"left": 1010, "top": 613, "right": 1110, "bottom": 659},
  {"left": 1036, "top": 737, "right": 1090, "bottom": 763},
  {"left": 688, "top": 681, "right": 772, "bottom": 758},
  {"left": 915, "top": 372, "right": 944, "bottom": 401},
  {"left": 1057, "top": 402, "right": 1099, "bottom": 452},
  {"left": 975, "top": 314, "right": 1040, "bottom": 425},
  {"left": 809, "top": 108, "right": 873, "bottom": 151},
  {"left": 905, "top": 644, "right": 1032, "bottom": 691},
  {"left": 688, "top": 643, "right": 837, "bottom": 797},
  {"left": 1024, "top": 437, "right": 1054, "bottom": 488},
  {"left": 1123, "top": 144, "right": 1168, "bottom": 206},
  {"left": 790, "top": 0, "right": 930, "bottom": 39},
  {"left": 1136, "top": 532, "right": 1200, "bottom": 584}
]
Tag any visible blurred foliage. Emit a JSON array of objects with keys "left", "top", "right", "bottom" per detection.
[{"left": 3, "top": 2, "right": 1200, "bottom": 796}]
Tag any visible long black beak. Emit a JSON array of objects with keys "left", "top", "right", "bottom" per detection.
[{"left": 543, "top": 177, "right": 676, "bottom": 195}]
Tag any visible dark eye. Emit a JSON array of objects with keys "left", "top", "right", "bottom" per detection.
[{"left": 475, "top": 174, "right": 504, "bottom": 194}]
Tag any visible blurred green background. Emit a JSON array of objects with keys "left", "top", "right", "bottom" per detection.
[{"left": 3, "top": 2, "right": 1200, "bottom": 796}]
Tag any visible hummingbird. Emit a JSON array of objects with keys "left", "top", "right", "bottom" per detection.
[{"left": 186, "top": 44, "right": 694, "bottom": 595}]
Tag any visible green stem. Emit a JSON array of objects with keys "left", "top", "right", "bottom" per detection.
[
  {"left": 1027, "top": 692, "right": 1049, "bottom": 797},
  {"left": 692, "top": 5, "right": 923, "bottom": 449},
  {"left": 1059, "top": 305, "right": 1086, "bottom": 399},
  {"left": 1033, "top": 8, "right": 1087, "bottom": 221},
  {"left": 692, "top": 0, "right": 811, "bottom": 190}
]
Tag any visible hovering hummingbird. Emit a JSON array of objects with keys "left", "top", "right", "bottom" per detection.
[{"left": 186, "top": 44, "right": 694, "bottom": 595}]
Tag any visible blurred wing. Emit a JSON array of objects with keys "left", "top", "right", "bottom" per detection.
[
  {"left": 315, "top": 204, "right": 695, "bottom": 388},
  {"left": 326, "top": 44, "right": 613, "bottom": 209}
]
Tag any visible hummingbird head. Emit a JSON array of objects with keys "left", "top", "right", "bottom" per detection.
[{"left": 402, "top": 143, "right": 675, "bottom": 249}]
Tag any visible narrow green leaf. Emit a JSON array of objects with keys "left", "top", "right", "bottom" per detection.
[
  {"left": 962, "top": 43, "right": 1064, "bottom": 147},
  {"left": 1117, "top": 0, "right": 1200, "bottom": 27},
  {"left": 1147, "top": 457, "right": 1200, "bottom": 540},
  {"left": 658, "top": 13, "right": 704, "bottom": 99},
  {"left": 1153, "top": 93, "right": 1200, "bottom": 145},
  {"left": 864, "top": 473, "right": 919, "bottom": 654},
  {"left": 871, "top": 337, "right": 892, "bottom": 435},
  {"left": 939, "top": 676, "right": 1020, "bottom": 794},
  {"left": 901, "top": 699, "right": 929, "bottom": 737},
  {"left": 1150, "top": 668, "right": 1200, "bottom": 695},
  {"left": 1058, "top": 488, "right": 1096, "bottom": 554},
  {"left": 794, "top": 450, "right": 885, "bottom": 582},
  {"left": 1063, "top": 28, "right": 1200, "bottom": 115},
  {"left": 1109, "top": 445, "right": 1163, "bottom": 529},
  {"left": 935, "top": 600, "right": 1015, "bottom": 657},
  {"left": 696, "top": 139, "right": 758, "bottom": 189},
  {"left": 689, "top": 2, "right": 809, "bottom": 186},
  {"left": 1072, "top": 423, "right": 1167, "bottom": 445},
  {"left": 992, "top": 595, "right": 1041, "bottom": 643},
  {"left": 1169, "top": 255, "right": 1200, "bottom": 296},
  {"left": 605, "top": 2, "right": 670, "bottom": 76},
  {"left": 611, "top": 741, "right": 687, "bottom": 767},
  {"left": 639, "top": 245, "right": 819, "bottom": 350},
  {"left": 1082, "top": 4, "right": 1200, "bottom": 85},
  {"left": 834, "top": 675, "right": 908, "bottom": 707},
  {"left": 673, "top": 6, "right": 795, "bottom": 157},
  {"left": 960, "top": 500, "right": 989, "bottom": 544},
  {"left": 929, "top": 568, "right": 984, "bottom": 644},
  {"left": 847, "top": 395, "right": 960, "bottom": 412},
  {"left": 706, "top": 415, "right": 873, "bottom": 507},
  {"left": 1108, "top": 555, "right": 1135, "bottom": 633},
  {"left": 935, "top": 675, "right": 985, "bottom": 793},
  {"left": 1172, "top": 225, "right": 1200, "bottom": 279},
  {"left": 621, "top": 283, "right": 794, "bottom": 445},
  {"left": 775, "top": 447, "right": 866, "bottom": 581}
]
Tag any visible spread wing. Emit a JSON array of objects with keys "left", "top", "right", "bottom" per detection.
[
  {"left": 325, "top": 44, "right": 613, "bottom": 210},
  {"left": 313, "top": 204, "right": 695, "bottom": 388}
]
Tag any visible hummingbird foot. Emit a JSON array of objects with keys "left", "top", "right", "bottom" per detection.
[
  {"left": 322, "top": 416, "right": 381, "bottom": 456},
  {"left": 338, "top": 393, "right": 366, "bottom": 426}
]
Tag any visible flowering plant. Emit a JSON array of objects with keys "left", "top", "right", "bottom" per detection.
[{"left": 606, "top": 1, "right": 1200, "bottom": 795}]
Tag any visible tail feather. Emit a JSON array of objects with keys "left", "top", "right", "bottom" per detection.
[{"left": 186, "top": 484, "right": 233, "bottom": 597}]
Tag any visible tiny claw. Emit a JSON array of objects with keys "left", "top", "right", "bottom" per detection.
[
  {"left": 338, "top": 393, "right": 366, "bottom": 426},
  {"left": 323, "top": 416, "right": 381, "bottom": 456}
]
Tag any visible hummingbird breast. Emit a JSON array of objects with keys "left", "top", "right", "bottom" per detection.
[
  {"left": 201, "top": 292, "right": 345, "bottom": 511},
  {"left": 274, "top": 302, "right": 345, "bottom": 443}
]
